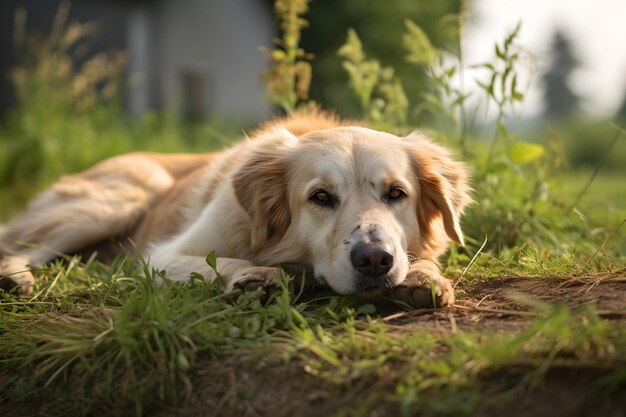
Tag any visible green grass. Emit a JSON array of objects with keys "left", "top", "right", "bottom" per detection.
[
  {"left": 1, "top": 252, "right": 625, "bottom": 416},
  {"left": 557, "top": 170, "right": 626, "bottom": 215}
]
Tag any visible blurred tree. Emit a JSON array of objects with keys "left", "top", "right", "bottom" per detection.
[
  {"left": 541, "top": 30, "right": 581, "bottom": 120},
  {"left": 299, "top": 0, "right": 462, "bottom": 119}
]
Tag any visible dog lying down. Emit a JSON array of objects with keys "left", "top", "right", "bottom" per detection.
[{"left": 0, "top": 111, "right": 471, "bottom": 308}]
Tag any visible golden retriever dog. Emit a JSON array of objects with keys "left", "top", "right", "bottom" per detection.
[{"left": 0, "top": 112, "right": 470, "bottom": 307}]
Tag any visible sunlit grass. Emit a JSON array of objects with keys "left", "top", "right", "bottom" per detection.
[{"left": 2, "top": 255, "right": 625, "bottom": 416}]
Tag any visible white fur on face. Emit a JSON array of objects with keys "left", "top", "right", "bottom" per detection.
[{"left": 287, "top": 127, "right": 420, "bottom": 295}]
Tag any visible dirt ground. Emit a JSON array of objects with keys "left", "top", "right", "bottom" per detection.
[
  {"left": 155, "top": 274, "right": 626, "bottom": 417},
  {"left": 387, "top": 274, "right": 626, "bottom": 332}
]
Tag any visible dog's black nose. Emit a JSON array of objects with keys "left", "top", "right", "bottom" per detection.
[{"left": 350, "top": 242, "right": 393, "bottom": 277}]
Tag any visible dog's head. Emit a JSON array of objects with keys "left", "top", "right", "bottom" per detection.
[{"left": 234, "top": 126, "right": 470, "bottom": 295}]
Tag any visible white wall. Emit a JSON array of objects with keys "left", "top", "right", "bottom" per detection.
[{"left": 155, "top": 0, "right": 274, "bottom": 120}]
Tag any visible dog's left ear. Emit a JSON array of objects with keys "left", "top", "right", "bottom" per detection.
[
  {"left": 233, "top": 142, "right": 292, "bottom": 253},
  {"left": 404, "top": 133, "right": 471, "bottom": 246}
]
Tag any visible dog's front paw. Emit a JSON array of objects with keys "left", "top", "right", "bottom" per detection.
[
  {"left": 388, "top": 268, "right": 454, "bottom": 308},
  {"left": 232, "top": 266, "right": 284, "bottom": 293},
  {"left": 0, "top": 252, "right": 34, "bottom": 297}
]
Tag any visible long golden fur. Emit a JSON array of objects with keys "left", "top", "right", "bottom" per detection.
[{"left": 0, "top": 112, "right": 471, "bottom": 307}]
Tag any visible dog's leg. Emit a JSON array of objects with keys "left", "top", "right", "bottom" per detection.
[
  {"left": 148, "top": 253, "right": 284, "bottom": 293},
  {"left": 387, "top": 259, "right": 455, "bottom": 308},
  {"left": 0, "top": 157, "right": 174, "bottom": 296},
  {"left": 0, "top": 249, "right": 35, "bottom": 295}
]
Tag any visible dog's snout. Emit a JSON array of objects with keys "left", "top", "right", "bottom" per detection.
[{"left": 350, "top": 242, "right": 393, "bottom": 277}]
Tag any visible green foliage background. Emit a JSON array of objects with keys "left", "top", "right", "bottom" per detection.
[{"left": 301, "top": 0, "right": 463, "bottom": 120}]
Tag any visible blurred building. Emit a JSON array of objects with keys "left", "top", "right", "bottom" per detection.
[{"left": 0, "top": 0, "right": 274, "bottom": 121}]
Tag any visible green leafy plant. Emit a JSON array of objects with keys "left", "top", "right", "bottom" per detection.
[
  {"left": 260, "top": 0, "right": 313, "bottom": 113},
  {"left": 472, "top": 22, "right": 544, "bottom": 167},
  {"left": 404, "top": 19, "right": 470, "bottom": 148},
  {"left": 1, "top": 3, "right": 125, "bottom": 185},
  {"left": 338, "top": 29, "right": 408, "bottom": 130}
]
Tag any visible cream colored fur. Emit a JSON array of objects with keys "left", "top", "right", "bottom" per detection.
[{"left": 0, "top": 112, "right": 471, "bottom": 306}]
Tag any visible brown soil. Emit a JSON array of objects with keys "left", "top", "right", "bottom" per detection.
[
  {"left": 385, "top": 274, "right": 626, "bottom": 333},
  {"left": 154, "top": 274, "right": 626, "bottom": 417}
]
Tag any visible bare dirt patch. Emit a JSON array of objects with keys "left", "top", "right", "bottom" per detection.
[{"left": 383, "top": 274, "right": 626, "bottom": 333}]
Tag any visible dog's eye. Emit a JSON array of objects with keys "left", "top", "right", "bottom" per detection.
[
  {"left": 309, "top": 190, "right": 338, "bottom": 208},
  {"left": 385, "top": 187, "right": 407, "bottom": 202}
]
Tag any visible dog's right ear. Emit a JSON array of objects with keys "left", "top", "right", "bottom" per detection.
[
  {"left": 233, "top": 134, "right": 293, "bottom": 253},
  {"left": 404, "top": 132, "right": 472, "bottom": 247}
]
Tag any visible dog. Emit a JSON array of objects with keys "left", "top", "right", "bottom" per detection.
[{"left": 0, "top": 111, "right": 471, "bottom": 307}]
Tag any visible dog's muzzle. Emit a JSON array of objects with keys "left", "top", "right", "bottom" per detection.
[{"left": 350, "top": 241, "right": 394, "bottom": 293}]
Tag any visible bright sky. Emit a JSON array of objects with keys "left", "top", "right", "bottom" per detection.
[{"left": 463, "top": 0, "right": 626, "bottom": 118}]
